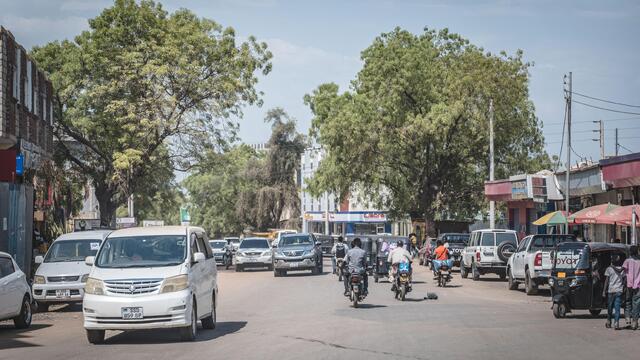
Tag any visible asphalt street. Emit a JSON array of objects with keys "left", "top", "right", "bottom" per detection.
[{"left": 1, "top": 259, "right": 637, "bottom": 360}]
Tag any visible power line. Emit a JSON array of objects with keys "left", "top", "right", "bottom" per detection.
[
  {"left": 619, "top": 143, "right": 634, "bottom": 154},
  {"left": 542, "top": 117, "right": 640, "bottom": 127},
  {"left": 572, "top": 91, "right": 640, "bottom": 108},
  {"left": 570, "top": 146, "right": 587, "bottom": 162},
  {"left": 572, "top": 99, "right": 640, "bottom": 115}
]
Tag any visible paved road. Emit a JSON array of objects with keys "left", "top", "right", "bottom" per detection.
[{"left": 1, "top": 259, "right": 637, "bottom": 360}]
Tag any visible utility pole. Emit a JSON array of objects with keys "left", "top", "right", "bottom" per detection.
[
  {"left": 615, "top": 128, "right": 619, "bottom": 156},
  {"left": 489, "top": 99, "right": 495, "bottom": 229},
  {"left": 564, "top": 72, "right": 572, "bottom": 234},
  {"left": 592, "top": 120, "right": 604, "bottom": 160},
  {"left": 324, "top": 192, "right": 330, "bottom": 235}
]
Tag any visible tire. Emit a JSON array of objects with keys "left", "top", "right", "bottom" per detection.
[
  {"left": 461, "top": 264, "right": 468, "bottom": 279},
  {"left": 311, "top": 266, "right": 319, "bottom": 275},
  {"left": 525, "top": 270, "right": 538, "bottom": 295},
  {"left": 472, "top": 262, "right": 480, "bottom": 281},
  {"left": 589, "top": 309, "right": 602, "bottom": 317},
  {"left": 201, "top": 293, "right": 216, "bottom": 330},
  {"left": 499, "top": 272, "right": 506, "bottom": 281},
  {"left": 86, "top": 329, "right": 105, "bottom": 344},
  {"left": 352, "top": 292, "right": 359, "bottom": 308},
  {"left": 13, "top": 296, "right": 32, "bottom": 329},
  {"left": 497, "top": 242, "right": 516, "bottom": 263},
  {"left": 400, "top": 284, "right": 406, "bottom": 301},
  {"left": 507, "top": 268, "right": 518, "bottom": 290},
  {"left": 553, "top": 303, "right": 567, "bottom": 319},
  {"left": 180, "top": 301, "right": 197, "bottom": 341}
]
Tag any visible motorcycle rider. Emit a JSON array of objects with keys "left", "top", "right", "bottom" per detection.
[
  {"left": 432, "top": 240, "right": 452, "bottom": 278},
  {"left": 331, "top": 236, "right": 349, "bottom": 275},
  {"left": 343, "top": 237, "right": 368, "bottom": 297},
  {"left": 388, "top": 240, "right": 413, "bottom": 291}
]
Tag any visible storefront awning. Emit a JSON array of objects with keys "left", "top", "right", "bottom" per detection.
[
  {"left": 484, "top": 180, "right": 512, "bottom": 201},
  {"left": 600, "top": 152, "right": 640, "bottom": 189}
]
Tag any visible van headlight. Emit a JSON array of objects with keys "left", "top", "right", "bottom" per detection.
[
  {"left": 34, "top": 275, "right": 45, "bottom": 284},
  {"left": 159, "top": 275, "right": 188, "bottom": 294},
  {"left": 85, "top": 277, "right": 104, "bottom": 295},
  {"left": 81, "top": 274, "right": 89, "bottom": 283},
  {"left": 261, "top": 251, "right": 271, "bottom": 257}
]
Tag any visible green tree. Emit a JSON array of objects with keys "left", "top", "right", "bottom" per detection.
[
  {"left": 304, "top": 28, "right": 550, "bottom": 236},
  {"left": 31, "top": 0, "right": 272, "bottom": 226}
]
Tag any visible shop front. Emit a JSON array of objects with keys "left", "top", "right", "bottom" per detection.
[
  {"left": 600, "top": 152, "right": 640, "bottom": 243},
  {"left": 302, "top": 211, "right": 392, "bottom": 235}
]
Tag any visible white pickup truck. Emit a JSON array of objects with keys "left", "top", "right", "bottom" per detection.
[{"left": 507, "top": 234, "right": 576, "bottom": 295}]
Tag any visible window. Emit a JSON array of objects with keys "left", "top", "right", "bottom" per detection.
[
  {"left": 0, "top": 257, "right": 15, "bottom": 278},
  {"left": 517, "top": 236, "right": 531, "bottom": 252},
  {"left": 26, "top": 60, "right": 32, "bottom": 111},
  {"left": 481, "top": 233, "right": 495, "bottom": 247},
  {"left": 13, "top": 50, "right": 21, "bottom": 101},
  {"left": 496, "top": 232, "right": 517, "bottom": 246},
  {"left": 190, "top": 233, "right": 198, "bottom": 258},
  {"left": 196, "top": 234, "right": 212, "bottom": 259}
]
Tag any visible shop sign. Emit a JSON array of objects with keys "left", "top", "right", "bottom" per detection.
[{"left": 511, "top": 180, "right": 528, "bottom": 200}]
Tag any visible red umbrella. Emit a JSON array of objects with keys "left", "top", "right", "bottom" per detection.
[
  {"left": 597, "top": 204, "right": 640, "bottom": 227},
  {"left": 567, "top": 203, "right": 620, "bottom": 224}
]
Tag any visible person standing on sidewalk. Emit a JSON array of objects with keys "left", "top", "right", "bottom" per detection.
[
  {"left": 604, "top": 254, "right": 626, "bottom": 330},
  {"left": 622, "top": 245, "right": 640, "bottom": 330}
]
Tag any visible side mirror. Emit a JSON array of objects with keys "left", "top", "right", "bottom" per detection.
[
  {"left": 85, "top": 256, "right": 95, "bottom": 266},
  {"left": 315, "top": 241, "right": 322, "bottom": 247},
  {"left": 272, "top": 243, "right": 278, "bottom": 249},
  {"left": 193, "top": 252, "right": 206, "bottom": 263},
  {"left": 35, "top": 256, "right": 44, "bottom": 264}
]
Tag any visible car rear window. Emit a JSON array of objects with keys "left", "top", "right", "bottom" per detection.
[
  {"left": 496, "top": 233, "right": 517, "bottom": 246},
  {"left": 481, "top": 233, "right": 494, "bottom": 246},
  {"left": 443, "top": 234, "right": 469, "bottom": 244},
  {"left": 530, "top": 235, "right": 575, "bottom": 250}
]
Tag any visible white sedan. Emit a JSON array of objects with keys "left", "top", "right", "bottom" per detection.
[{"left": 0, "top": 251, "right": 33, "bottom": 328}]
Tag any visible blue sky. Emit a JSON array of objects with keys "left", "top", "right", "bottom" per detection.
[{"left": 1, "top": 0, "right": 639, "bottom": 168}]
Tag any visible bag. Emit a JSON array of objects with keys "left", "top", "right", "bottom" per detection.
[{"left": 335, "top": 243, "right": 346, "bottom": 258}]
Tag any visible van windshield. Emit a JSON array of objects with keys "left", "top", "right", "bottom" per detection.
[
  {"left": 45, "top": 240, "right": 102, "bottom": 262},
  {"left": 209, "top": 241, "right": 226, "bottom": 249},
  {"left": 96, "top": 235, "right": 186, "bottom": 268}
]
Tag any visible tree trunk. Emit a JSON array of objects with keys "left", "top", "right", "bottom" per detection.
[
  {"left": 95, "top": 185, "right": 117, "bottom": 228},
  {"left": 424, "top": 214, "right": 437, "bottom": 238}
]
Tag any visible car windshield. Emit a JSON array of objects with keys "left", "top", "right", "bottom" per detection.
[
  {"left": 280, "top": 235, "right": 313, "bottom": 246},
  {"left": 96, "top": 235, "right": 186, "bottom": 268},
  {"left": 496, "top": 233, "right": 517, "bottom": 245},
  {"left": 443, "top": 235, "right": 469, "bottom": 244},
  {"left": 209, "top": 241, "right": 226, "bottom": 249},
  {"left": 45, "top": 240, "right": 102, "bottom": 262},
  {"left": 240, "top": 239, "right": 269, "bottom": 249}
]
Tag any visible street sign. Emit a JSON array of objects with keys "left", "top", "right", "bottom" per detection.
[{"left": 116, "top": 217, "right": 136, "bottom": 229}]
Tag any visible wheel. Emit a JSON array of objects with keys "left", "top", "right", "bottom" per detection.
[
  {"left": 499, "top": 272, "right": 506, "bottom": 281},
  {"left": 429, "top": 261, "right": 433, "bottom": 270},
  {"left": 507, "top": 268, "right": 518, "bottom": 290},
  {"left": 552, "top": 303, "right": 567, "bottom": 318},
  {"left": 352, "top": 293, "right": 359, "bottom": 308},
  {"left": 180, "top": 301, "right": 197, "bottom": 341},
  {"left": 13, "top": 296, "right": 32, "bottom": 329},
  {"left": 525, "top": 270, "right": 538, "bottom": 295},
  {"left": 374, "top": 274, "right": 379, "bottom": 283},
  {"left": 461, "top": 264, "right": 468, "bottom": 279},
  {"left": 589, "top": 309, "right": 602, "bottom": 317},
  {"left": 472, "top": 262, "right": 480, "bottom": 281},
  {"left": 400, "top": 284, "right": 406, "bottom": 301},
  {"left": 86, "top": 329, "right": 105, "bottom": 344},
  {"left": 201, "top": 293, "right": 216, "bottom": 330},
  {"left": 311, "top": 266, "right": 319, "bottom": 275}
]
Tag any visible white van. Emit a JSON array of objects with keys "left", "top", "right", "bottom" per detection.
[
  {"left": 461, "top": 229, "right": 518, "bottom": 281},
  {"left": 33, "top": 230, "right": 111, "bottom": 311},
  {"left": 82, "top": 226, "right": 217, "bottom": 343}
]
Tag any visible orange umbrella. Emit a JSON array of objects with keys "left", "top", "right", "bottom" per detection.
[
  {"left": 596, "top": 204, "right": 640, "bottom": 227},
  {"left": 567, "top": 203, "right": 620, "bottom": 224}
]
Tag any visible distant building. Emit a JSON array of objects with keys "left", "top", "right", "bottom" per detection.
[
  {"left": 0, "top": 27, "right": 56, "bottom": 275},
  {"left": 247, "top": 143, "right": 269, "bottom": 152}
]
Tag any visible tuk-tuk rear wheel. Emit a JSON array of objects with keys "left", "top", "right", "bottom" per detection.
[
  {"left": 374, "top": 275, "right": 379, "bottom": 283},
  {"left": 553, "top": 303, "right": 567, "bottom": 318}
]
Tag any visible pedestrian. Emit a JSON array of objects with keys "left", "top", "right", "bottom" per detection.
[
  {"left": 604, "top": 254, "right": 626, "bottom": 330},
  {"left": 622, "top": 245, "right": 640, "bottom": 330}
]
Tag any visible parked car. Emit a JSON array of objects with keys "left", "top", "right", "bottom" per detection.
[
  {"left": 507, "top": 234, "right": 576, "bottom": 294},
  {"left": 234, "top": 238, "right": 273, "bottom": 271},
  {"left": 32, "top": 230, "right": 111, "bottom": 311},
  {"left": 83, "top": 226, "right": 217, "bottom": 344},
  {"left": 315, "top": 233, "right": 334, "bottom": 257},
  {"left": 209, "top": 240, "right": 231, "bottom": 266},
  {"left": 439, "top": 233, "right": 469, "bottom": 268},
  {"left": 272, "top": 233, "right": 323, "bottom": 277},
  {"left": 461, "top": 229, "right": 517, "bottom": 281},
  {"left": 0, "top": 252, "right": 32, "bottom": 329},
  {"left": 225, "top": 237, "right": 241, "bottom": 252}
]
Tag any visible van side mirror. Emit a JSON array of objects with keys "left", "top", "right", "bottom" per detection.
[
  {"left": 85, "top": 256, "right": 95, "bottom": 266},
  {"left": 193, "top": 252, "right": 206, "bottom": 263},
  {"left": 35, "top": 255, "right": 44, "bottom": 264}
]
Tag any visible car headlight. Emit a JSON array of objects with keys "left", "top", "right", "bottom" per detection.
[
  {"left": 159, "top": 275, "right": 188, "bottom": 294},
  {"left": 236, "top": 252, "right": 245, "bottom": 257},
  {"left": 34, "top": 275, "right": 45, "bottom": 284},
  {"left": 261, "top": 251, "right": 271, "bottom": 257},
  {"left": 304, "top": 250, "right": 316, "bottom": 257},
  {"left": 81, "top": 274, "right": 89, "bottom": 283},
  {"left": 84, "top": 277, "right": 104, "bottom": 295}
]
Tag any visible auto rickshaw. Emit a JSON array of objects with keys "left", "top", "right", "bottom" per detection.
[
  {"left": 373, "top": 236, "right": 392, "bottom": 282},
  {"left": 549, "top": 242, "right": 628, "bottom": 319}
]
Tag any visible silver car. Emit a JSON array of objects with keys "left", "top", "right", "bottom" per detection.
[
  {"left": 272, "top": 233, "right": 323, "bottom": 277},
  {"left": 234, "top": 238, "right": 273, "bottom": 272},
  {"left": 32, "top": 230, "right": 111, "bottom": 311},
  {"left": 209, "top": 240, "right": 230, "bottom": 265}
]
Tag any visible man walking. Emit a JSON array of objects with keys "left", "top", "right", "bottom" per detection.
[
  {"left": 604, "top": 255, "right": 626, "bottom": 330},
  {"left": 623, "top": 245, "right": 640, "bottom": 330}
]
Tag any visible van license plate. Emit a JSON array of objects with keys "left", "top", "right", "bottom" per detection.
[
  {"left": 55, "top": 289, "right": 70, "bottom": 298},
  {"left": 121, "top": 307, "right": 143, "bottom": 320},
  {"left": 289, "top": 262, "right": 299, "bottom": 268},
  {"left": 558, "top": 272, "right": 566, "bottom": 278}
]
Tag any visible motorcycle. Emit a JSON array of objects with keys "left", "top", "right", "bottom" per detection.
[
  {"left": 223, "top": 247, "right": 233, "bottom": 270},
  {"left": 348, "top": 272, "right": 366, "bottom": 308},
  {"left": 336, "top": 258, "right": 345, "bottom": 281},
  {"left": 436, "top": 260, "right": 452, "bottom": 287},
  {"left": 394, "top": 262, "right": 412, "bottom": 301}
]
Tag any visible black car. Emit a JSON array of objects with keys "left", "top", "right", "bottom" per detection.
[{"left": 439, "top": 233, "right": 470, "bottom": 268}]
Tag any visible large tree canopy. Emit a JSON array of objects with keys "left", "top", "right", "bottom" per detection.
[
  {"left": 31, "top": 0, "right": 272, "bottom": 225},
  {"left": 304, "top": 28, "right": 550, "bottom": 235}
]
